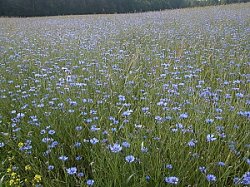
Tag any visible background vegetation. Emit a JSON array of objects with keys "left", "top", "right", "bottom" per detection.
[{"left": 0, "top": 0, "right": 249, "bottom": 17}]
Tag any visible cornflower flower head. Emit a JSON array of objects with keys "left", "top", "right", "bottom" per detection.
[
  {"left": 142, "top": 107, "right": 149, "bottom": 113},
  {"left": 125, "top": 155, "right": 135, "bottom": 163},
  {"left": 90, "top": 125, "right": 100, "bottom": 132},
  {"left": 141, "top": 146, "right": 148, "bottom": 153},
  {"left": 179, "top": 113, "right": 188, "bottom": 119},
  {"left": 66, "top": 167, "right": 77, "bottom": 175},
  {"left": 40, "top": 130, "right": 46, "bottom": 134},
  {"left": 199, "top": 166, "right": 206, "bottom": 173},
  {"left": 118, "top": 95, "right": 126, "bottom": 102},
  {"left": 165, "top": 176, "right": 179, "bottom": 185},
  {"left": 90, "top": 138, "right": 99, "bottom": 144},
  {"left": 48, "top": 130, "right": 56, "bottom": 135},
  {"left": 75, "top": 156, "right": 82, "bottom": 161},
  {"left": 145, "top": 175, "right": 150, "bottom": 182},
  {"left": 233, "top": 177, "right": 241, "bottom": 185},
  {"left": 16, "top": 113, "right": 25, "bottom": 118},
  {"left": 59, "top": 155, "right": 68, "bottom": 161},
  {"left": 122, "top": 141, "right": 130, "bottom": 148},
  {"left": 246, "top": 158, "right": 250, "bottom": 165},
  {"left": 241, "top": 172, "right": 250, "bottom": 185},
  {"left": 205, "top": 118, "right": 214, "bottom": 124},
  {"left": 187, "top": 139, "right": 196, "bottom": 147},
  {"left": 217, "top": 161, "right": 225, "bottom": 166},
  {"left": 109, "top": 143, "right": 122, "bottom": 153},
  {"left": 165, "top": 164, "right": 173, "bottom": 169},
  {"left": 74, "top": 142, "right": 81, "bottom": 147},
  {"left": 48, "top": 165, "right": 54, "bottom": 171},
  {"left": 75, "top": 126, "right": 83, "bottom": 131},
  {"left": 206, "top": 174, "right": 216, "bottom": 182},
  {"left": 0, "top": 142, "right": 5, "bottom": 148},
  {"left": 122, "top": 109, "right": 133, "bottom": 117},
  {"left": 86, "top": 179, "right": 94, "bottom": 186},
  {"left": 206, "top": 134, "right": 217, "bottom": 142}
]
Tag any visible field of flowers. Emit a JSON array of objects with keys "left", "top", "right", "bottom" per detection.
[{"left": 0, "top": 3, "right": 249, "bottom": 186}]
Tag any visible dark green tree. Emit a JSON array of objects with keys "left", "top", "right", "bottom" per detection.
[{"left": 0, "top": 0, "right": 249, "bottom": 17}]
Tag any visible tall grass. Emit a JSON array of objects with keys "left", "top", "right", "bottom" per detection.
[{"left": 0, "top": 3, "right": 249, "bottom": 186}]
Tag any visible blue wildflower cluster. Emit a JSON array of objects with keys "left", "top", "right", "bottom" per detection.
[{"left": 0, "top": 3, "right": 249, "bottom": 186}]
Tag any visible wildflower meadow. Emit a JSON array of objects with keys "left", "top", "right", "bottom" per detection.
[{"left": 0, "top": 3, "right": 249, "bottom": 186}]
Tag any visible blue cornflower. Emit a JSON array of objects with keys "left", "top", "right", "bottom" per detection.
[
  {"left": 109, "top": 143, "right": 122, "bottom": 153},
  {"left": 90, "top": 110, "right": 97, "bottom": 115},
  {"left": 90, "top": 125, "right": 100, "bottom": 132},
  {"left": 40, "top": 129, "right": 46, "bottom": 134},
  {"left": 102, "top": 130, "right": 108, "bottom": 135},
  {"left": 187, "top": 139, "right": 196, "bottom": 147},
  {"left": 176, "top": 123, "right": 183, "bottom": 129},
  {"left": 242, "top": 171, "right": 250, "bottom": 185},
  {"left": 122, "top": 110, "right": 133, "bottom": 117},
  {"left": 206, "top": 134, "right": 217, "bottom": 142},
  {"left": 125, "top": 155, "right": 135, "bottom": 163},
  {"left": 141, "top": 146, "right": 148, "bottom": 153},
  {"left": 86, "top": 179, "right": 94, "bottom": 186},
  {"left": 66, "top": 167, "right": 77, "bottom": 175},
  {"left": 75, "top": 156, "right": 82, "bottom": 161},
  {"left": 118, "top": 95, "right": 126, "bottom": 102},
  {"left": 59, "top": 155, "right": 68, "bottom": 161},
  {"left": 145, "top": 175, "right": 150, "bottom": 182},
  {"left": 217, "top": 161, "right": 225, "bottom": 166},
  {"left": 206, "top": 174, "right": 216, "bottom": 182},
  {"left": 155, "top": 116, "right": 162, "bottom": 121},
  {"left": 50, "top": 141, "right": 59, "bottom": 148},
  {"left": 85, "top": 118, "right": 92, "bottom": 123},
  {"left": 142, "top": 107, "right": 149, "bottom": 113},
  {"left": 90, "top": 138, "right": 99, "bottom": 144},
  {"left": 165, "top": 176, "right": 179, "bottom": 184},
  {"left": 233, "top": 177, "right": 240, "bottom": 184},
  {"left": 77, "top": 172, "right": 84, "bottom": 177},
  {"left": 236, "top": 93, "right": 244, "bottom": 98},
  {"left": 216, "top": 125, "right": 224, "bottom": 132},
  {"left": 48, "top": 130, "right": 56, "bottom": 135},
  {"left": 42, "top": 137, "right": 53, "bottom": 143},
  {"left": 179, "top": 113, "right": 188, "bottom": 119},
  {"left": 123, "top": 119, "right": 129, "bottom": 123},
  {"left": 205, "top": 119, "right": 214, "bottom": 124},
  {"left": 75, "top": 126, "right": 83, "bottom": 131},
  {"left": 0, "top": 142, "right": 5, "bottom": 148},
  {"left": 16, "top": 113, "right": 25, "bottom": 118},
  {"left": 218, "top": 133, "right": 226, "bottom": 138},
  {"left": 74, "top": 142, "right": 82, "bottom": 147},
  {"left": 165, "top": 164, "right": 173, "bottom": 169},
  {"left": 48, "top": 165, "right": 54, "bottom": 170},
  {"left": 215, "top": 108, "right": 223, "bottom": 113},
  {"left": 122, "top": 141, "right": 130, "bottom": 148},
  {"left": 199, "top": 166, "right": 206, "bottom": 173}
]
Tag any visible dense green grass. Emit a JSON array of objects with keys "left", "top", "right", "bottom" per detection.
[{"left": 0, "top": 3, "right": 249, "bottom": 186}]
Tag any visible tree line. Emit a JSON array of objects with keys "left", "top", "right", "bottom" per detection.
[{"left": 0, "top": 0, "right": 249, "bottom": 17}]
